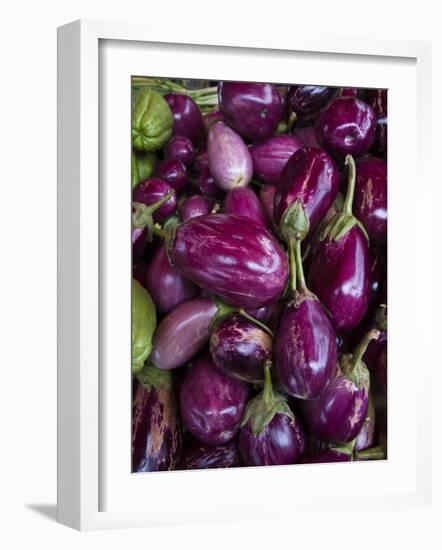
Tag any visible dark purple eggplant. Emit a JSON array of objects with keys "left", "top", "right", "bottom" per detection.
[
  {"left": 259, "top": 183, "right": 277, "bottom": 223},
  {"left": 180, "top": 352, "right": 249, "bottom": 445},
  {"left": 145, "top": 243, "right": 197, "bottom": 314},
  {"left": 179, "top": 437, "right": 240, "bottom": 470},
  {"left": 308, "top": 156, "right": 370, "bottom": 332},
  {"left": 154, "top": 158, "right": 188, "bottom": 193},
  {"left": 246, "top": 300, "right": 283, "bottom": 332},
  {"left": 132, "top": 364, "right": 181, "bottom": 472},
  {"left": 339, "top": 87, "right": 359, "bottom": 98},
  {"left": 224, "top": 186, "right": 271, "bottom": 229},
  {"left": 203, "top": 109, "right": 224, "bottom": 130},
  {"left": 315, "top": 96, "right": 376, "bottom": 158},
  {"left": 164, "top": 93, "right": 205, "bottom": 146},
  {"left": 300, "top": 449, "right": 351, "bottom": 464},
  {"left": 239, "top": 362, "right": 305, "bottom": 466},
  {"left": 207, "top": 121, "right": 253, "bottom": 191},
  {"left": 354, "top": 397, "right": 375, "bottom": 452},
  {"left": 287, "top": 85, "right": 336, "bottom": 123},
  {"left": 133, "top": 261, "right": 148, "bottom": 287},
  {"left": 133, "top": 178, "right": 176, "bottom": 223},
  {"left": 353, "top": 157, "right": 387, "bottom": 244},
  {"left": 210, "top": 313, "right": 272, "bottom": 384},
  {"left": 366, "top": 89, "right": 387, "bottom": 154},
  {"left": 293, "top": 125, "right": 321, "bottom": 148},
  {"left": 169, "top": 214, "right": 289, "bottom": 308},
  {"left": 192, "top": 148, "right": 209, "bottom": 176},
  {"left": 249, "top": 135, "right": 303, "bottom": 185},
  {"left": 301, "top": 328, "right": 379, "bottom": 444},
  {"left": 218, "top": 81, "right": 284, "bottom": 140},
  {"left": 196, "top": 166, "right": 222, "bottom": 198},
  {"left": 179, "top": 194, "right": 214, "bottom": 222},
  {"left": 132, "top": 226, "right": 148, "bottom": 261},
  {"left": 164, "top": 135, "right": 196, "bottom": 167}
]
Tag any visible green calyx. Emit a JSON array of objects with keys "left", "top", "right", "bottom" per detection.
[
  {"left": 375, "top": 304, "right": 387, "bottom": 332},
  {"left": 136, "top": 362, "right": 172, "bottom": 391},
  {"left": 280, "top": 199, "right": 310, "bottom": 243},
  {"left": 132, "top": 280, "right": 157, "bottom": 374},
  {"left": 132, "top": 190, "right": 175, "bottom": 242},
  {"left": 320, "top": 155, "right": 369, "bottom": 243},
  {"left": 132, "top": 88, "right": 173, "bottom": 152},
  {"left": 329, "top": 438, "right": 357, "bottom": 457},
  {"left": 240, "top": 362, "right": 294, "bottom": 437}
]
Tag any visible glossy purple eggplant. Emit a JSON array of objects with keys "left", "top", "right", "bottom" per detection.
[
  {"left": 150, "top": 297, "right": 234, "bottom": 370},
  {"left": 192, "top": 148, "right": 209, "bottom": 176},
  {"left": 354, "top": 397, "right": 376, "bottom": 452},
  {"left": 300, "top": 449, "right": 351, "bottom": 464},
  {"left": 132, "top": 364, "right": 181, "bottom": 472},
  {"left": 353, "top": 157, "right": 387, "bottom": 244},
  {"left": 293, "top": 126, "right": 321, "bottom": 149},
  {"left": 196, "top": 166, "right": 222, "bottom": 198},
  {"left": 239, "top": 363, "right": 305, "bottom": 466},
  {"left": 287, "top": 85, "right": 336, "bottom": 123},
  {"left": 249, "top": 135, "right": 303, "bottom": 185},
  {"left": 246, "top": 301, "right": 283, "bottom": 332},
  {"left": 132, "top": 226, "right": 148, "bottom": 261},
  {"left": 154, "top": 159, "right": 188, "bottom": 193},
  {"left": 259, "top": 183, "right": 277, "bottom": 223},
  {"left": 315, "top": 96, "right": 376, "bottom": 158},
  {"left": 210, "top": 313, "right": 272, "bottom": 384},
  {"left": 180, "top": 352, "right": 249, "bottom": 445},
  {"left": 224, "top": 186, "right": 271, "bottom": 229},
  {"left": 164, "top": 93, "right": 205, "bottom": 146},
  {"left": 218, "top": 81, "right": 284, "bottom": 140},
  {"left": 308, "top": 156, "right": 370, "bottom": 332},
  {"left": 203, "top": 109, "right": 224, "bottom": 130},
  {"left": 179, "top": 437, "right": 240, "bottom": 470},
  {"left": 145, "top": 244, "right": 197, "bottom": 314},
  {"left": 366, "top": 89, "right": 387, "bottom": 154},
  {"left": 301, "top": 328, "right": 378, "bottom": 444},
  {"left": 207, "top": 121, "right": 253, "bottom": 191},
  {"left": 169, "top": 214, "right": 289, "bottom": 308},
  {"left": 133, "top": 178, "right": 177, "bottom": 223},
  {"left": 164, "top": 135, "right": 196, "bottom": 167},
  {"left": 179, "top": 194, "right": 214, "bottom": 222}
]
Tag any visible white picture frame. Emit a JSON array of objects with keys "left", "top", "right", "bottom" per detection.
[{"left": 57, "top": 19, "right": 433, "bottom": 531}]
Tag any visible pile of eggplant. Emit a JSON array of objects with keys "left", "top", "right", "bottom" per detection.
[{"left": 131, "top": 79, "right": 387, "bottom": 472}]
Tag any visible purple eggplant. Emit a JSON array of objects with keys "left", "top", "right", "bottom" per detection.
[
  {"left": 154, "top": 159, "right": 188, "bottom": 193},
  {"left": 132, "top": 261, "right": 148, "bottom": 287},
  {"left": 353, "top": 157, "right": 387, "bottom": 244},
  {"left": 203, "top": 109, "right": 224, "bottom": 130},
  {"left": 287, "top": 85, "right": 336, "bottom": 123},
  {"left": 196, "top": 166, "right": 222, "bottom": 198},
  {"left": 180, "top": 352, "right": 249, "bottom": 445},
  {"left": 207, "top": 121, "right": 253, "bottom": 191},
  {"left": 132, "top": 364, "right": 181, "bottom": 472},
  {"left": 366, "top": 89, "right": 387, "bottom": 154},
  {"left": 132, "top": 226, "right": 148, "bottom": 261},
  {"left": 315, "top": 96, "right": 376, "bottom": 158},
  {"left": 145, "top": 243, "right": 197, "bottom": 314},
  {"left": 218, "top": 81, "right": 284, "bottom": 140},
  {"left": 169, "top": 213, "right": 289, "bottom": 308},
  {"left": 179, "top": 437, "right": 240, "bottom": 470},
  {"left": 246, "top": 301, "right": 283, "bottom": 332},
  {"left": 259, "top": 183, "right": 277, "bottom": 223},
  {"left": 300, "top": 449, "right": 351, "bottom": 464},
  {"left": 179, "top": 194, "right": 214, "bottom": 222},
  {"left": 224, "top": 186, "right": 271, "bottom": 229},
  {"left": 239, "top": 362, "right": 305, "bottom": 466},
  {"left": 164, "top": 93, "right": 205, "bottom": 145},
  {"left": 339, "top": 87, "right": 359, "bottom": 98},
  {"left": 249, "top": 135, "right": 303, "bottom": 185},
  {"left": 133, "top": 178, "right": 176, "bottom": 223},
  {"left": 274, "top": 147, "right": 340, "bottom": 243},
  {"left": 210, "top": 313, "right": 272, "bottom": 384},
  {"left": 164, "top": 135, "right": 196, "bottom": 167},
  {"left": 293, "top": 126, "right": 321, "bottom": 148},
  {"left": 192, "top": 148, "right": 209, "bottom": 176},
  {"left": 301, "top": 328, "right": 379, "bottom": 444},
  {"left": 308, "top": 156, "right": 370, "bottom": 332},
  {"left": 150, "top": 297, "right": 235, "bottom": 370},
  {"left": 354, "top": 397, "right": 376, "bottom": 452}
]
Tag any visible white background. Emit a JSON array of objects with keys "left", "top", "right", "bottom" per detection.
[{"left": 0, "top": 0, "right": 441, "bottom": 548}]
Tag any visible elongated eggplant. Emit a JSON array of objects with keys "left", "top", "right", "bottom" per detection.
[
  {"left": 301, "top": 328, "right": 379, "bottom": 444},
  {"left": 179, "top": 194, "right": 214, "bottom": 222},
  {"left": 154, "top": 159, "right": 188, "bottom": 193},
  {"left": 179, "top": 437, "right": 240, "bottom": 470},
  {"left": 132, "top": 279, "right": 156, "bottom": 374},
  {"left": 210, "top": 313, "right": 272, "bottom": 384},
  {"left": 169, "top": 214, "right": 289, "bottom": 308},
  {"left": 366, "top": 89, "right": 387, "bottom": 155},
  {"left": 259, "top": 183, "right": 277, "bottom": 223},
  {"left": 287, "top": 85, "right": 336, "bottom": 123},
  {"left": 224, "top": 186, "right": 271, "bottom": 229},
  {"left": 145, "top": 244, "right": 197, "bottom": 314},
  {"left": 180, "top": 352, "right": 249, "bottom": 445},
  {"left": 308, "top": 156, "right": 370, "bottom": 332},
  {"left": 164, "top": 93, "right": 205, "bottom": 146},
  {"left": 249, "top": 135, "right": 303, "bottom": 185},
  {"left": 239, "top": 362, "right": 305, "bottom": 466},
  {"left": 354, "top": 397, "right": 375, "bottom": 452},
  {"left": 207, "top": 121, "right": 253, "bottom": 191},
  {"left": 218, "top": 81, "right": 284, "bottom": 140},
  {"left": 164, "top": 135, "right": 196, "bottom": 167},
  {"left": 132, "top": 364, "right": 181, "bottom": 472}
]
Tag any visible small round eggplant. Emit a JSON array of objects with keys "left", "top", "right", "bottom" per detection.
[
  {"left": 224, "top": 186, "right": 271, "bottom": 229},
  {"left": 239, "top": 363, "right": 305, "bottom": 466},
  {"left": 210, "top": 313, "right": 272, "bottom": 384},
  {"left": 164, "top": 93, "right": 205, "bottom": 146},
  {"left": 180, "top": 352, "right": 249, "bottom": 445},
  {"left": 154, "top": 159, "right": 188, "bottom": 193},
  {"left": 192, "top": 148, "right": 209, "bottom": 176},
  {"left": 207, "top": 121, "right": 253, "bottom": 191},
  {"left": 196, "top": 166, "right": 222, "bottom": 198},
  {"left": 218, "top": 81, "right": 284, "bottom": 140},
  {"left": 308, "top": 156, "right": 370, "bottom": 332},
  {"left": 179, "top": 194, "right": 214, "bottom": 222},
  {"left": 249, "top": 135, "right": 303, "bottom": 185},
  {"left": 366, "top": 89, "right": 387, "bottom": 154},
  {"left": 287, "top": 85, "right": 336, "bottom": 123},
  {"left": 145, "top": 244, "right": 197, "bottom": 314},
  {"left": 132, "top": 364, "right": 181, "bottom": 472},
  {"left": 353, "top": 157, "right": 387, "bottom": 244},
  {"left": 301, "top": 328, "right": 379, "bottom": 444},
  {"left": 133, "top": 178, "right": 177, "bottom": 223},
  {"left": 259, "top": 183, "right": 277, "bottom": 223},
  {"left": 315, "top": 96, "right": 376, "bottom": 158},
  {"left": 169, "top": 214, "right": 289, "bottom": 308},
  {"left": 179, "top": 437, "right": 240, "bottom": 470},
  {"left": 164, "top": 135, "right": 196, "bottom": 167}
]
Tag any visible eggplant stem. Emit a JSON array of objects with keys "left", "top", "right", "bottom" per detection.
[
  {"left": 238, "top": 309, "right": 274, "bottom": 338},
  {"left": 262, "top": 360, "right": 274, "bottom": 403},
  {"left": 288, "top": 236, "right": 297, "bottom": 294},
  {"left": 294, "top": 238, "right": 308, "bottom": 294},
  {"left": 146, "top": 190, "right": 175, "bottom": 214},
  {"left": 351, "top": 328, "right": 381, "bottom": 369},
  {"left": 152, "top": 224, "right": 167, "bottom": 238},
  {"left": 355, "top": 445, "right": 385, "bottom": 460},
  {"left": 343, "top": 155, "right": 356, "bottom": 216}
]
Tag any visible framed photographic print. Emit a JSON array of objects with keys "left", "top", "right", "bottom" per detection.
[{"left": 57, "top": 19, "right": 432, "bottom": 530}]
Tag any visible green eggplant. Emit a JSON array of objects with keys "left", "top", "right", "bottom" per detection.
[
  {"left": 132, "top": 279, "right": 157, "bottom": 373},
  {"left": 131, "top": 150, "right": 157, "bottom": 188},
  {"left": 132, "top": 88, "right": 173, "bottom": 152}
]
